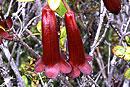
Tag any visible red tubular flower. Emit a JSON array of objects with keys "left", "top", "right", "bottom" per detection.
[
  {"left": 65, "top": 11, "right": 92, "bottom": 79},
  {"left": 103, "top": 0, "right": 121, "bottom": 15},
  {"left": 34, "top": 6, "right": 71, "bottom": 79}
]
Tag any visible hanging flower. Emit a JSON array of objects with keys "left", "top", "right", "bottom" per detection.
[
  {"left": 65, "top": 11, "right": 92, "bottom": 79},
  {"left": 103, "top": 0, "right": 121, "bottom": 15},
  {"left": 34, "top": 6, "right": 71, "bottom": 79}
]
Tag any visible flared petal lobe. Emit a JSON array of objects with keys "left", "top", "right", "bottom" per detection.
[
  {"left": 67, "top": 63, "right": 80, "bottom": 79},
  {"left": 45, "top": 64, "right": 60, "bottom": 79},
  {"left": 34, "top": 57, "right": 45, "bottom": 72},
  {"left": 103, "top": 0, "right": 121, "bottom": 15},
  {"left": 65, "top": 11, "right": 92, "bottom": 79}
]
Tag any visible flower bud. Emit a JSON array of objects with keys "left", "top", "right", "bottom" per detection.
[{"left": 103, "top": 0, "right": 121, "bottom": 14}]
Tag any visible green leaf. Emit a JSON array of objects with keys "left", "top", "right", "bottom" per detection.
[
  {"left": 60, "top": 26, "right": 67, "bottom": 48},
  {"left": 17, "top": 0, "right": 35, "bottom": 2},
  {"left": 28, "top": 56, "right": 34, "bottom": 65},
  {"left": 48, "top": 0, "right": 61, "bottom": 10},
  {"left": 125, "top": 36, "right": 130, "bottom": 45},
  {"left": 37, "top": 21, "right": 41, "bottom": 33},
  {"left": 112, "top": 45, "right": 125, "bottom": 58},
  {"left": 60, "top": 26, "right": 67, "bottom": 39},
  {"left": 124, "top": 68, "right": 130, "bottom": 79},
  {"left": 123, "top": 52, "right": 130, "bottom": 61},
  {"left": 22, "top": 75, "right": 28, "bottom": 87},
  {"left": 26, "top": 33, "right": 41, "bottom": 38},
  {"left": 125, "top": 46, "right": 130, "bottom": 53},
  {"left": 55, "top": 1, "right": 68, "bottom": 17}
]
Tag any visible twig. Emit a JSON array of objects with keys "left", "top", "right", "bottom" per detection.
[
  {"left": 0, "top": 35, "right": 41, "bottom": 58},
  {"left": 0, "top": 43, "right": 26, "bottom": 87},
  {"left": 90, "top": 0, "right": 106, "bottom": 56},
  {"left": 4, "top": 0, "right": 13, "bottom": 18},
  {"left": 19, "top": 39, "right": 41, "bottom": 58},
  {"left": 58, "top": 74, "right": 73, "bottom": 87},
  {"left": 104, "top": 40, "right": 111, "bottom": 74},
  {"left": 21, "top": 14, "right": 41, "bottom": 35},
  {"left": 38, "top": 73, "right": 45, "bottom": 86},
  {"left": 25, "top": 29, "right": 42, "bottom": 45},
  {"left": 96, "top": 48, "right": 107, "bottom": 79},
  {"left": 16, "top": 44, "right": 21, "bottom": 67},
  {"left": 87, "top": 75, "right": 100, "bottom": 87},
  {"left": 7, "top": 42, "right": 17, "bottom": 68},
  {"left": 119, "top": 32, "right": 130, "bottom": 45}
]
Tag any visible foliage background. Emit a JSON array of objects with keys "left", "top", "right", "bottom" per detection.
[{"left": 0, "top": 0, "right": 129, "bottom": 87}]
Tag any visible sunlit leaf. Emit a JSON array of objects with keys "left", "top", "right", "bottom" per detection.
[
  {"left": 48, "top": 0, "right": 61, "bottom": 10},
  {"left": 125, "top": 46, "right": 130, "bottom": 53},
  {"left": 22, "top": 75, "right": 28, "bottom": 87},
  {"left": 112, "top": 45, "right": 125, "bottom": 58},
  {"left": 27, "top": 71, "right": 36, "bottom": 77},
  {"left": 28, "top": 56, "right": 34, "bottom": 65},
  {"left": 60, "top": 26, "right": 67, "bottom": 51},
  {"left": 0, "top": 25, "right": 6, "bottom": 31},
  {"left": 124, "top": 68, "right": 130, "bottom": 79},
  {"left": 37, "top": 21, "right": 41, "bottom": 33},
  {"left": 55, "top": 1, "right": 69, "bottom": 17},
  {"left": 17, "top": 0, "right": 35, "bottom": 2},
  {"left": 123, "top": 52, "right": 130, "bottom": 61},
  {"left": 31, "top": 81, "right": 36, "bottom": 87},
  {"left": 125, "top": 36, "right": 130, "bottom": 45},
  {"left": 26, "top": 33, "right": 41, "bottom": 38}
]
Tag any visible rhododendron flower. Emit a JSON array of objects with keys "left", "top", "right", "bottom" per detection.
[
  {"left": 65, "top": 11, "right": 92, "bottom": 79},
  {"left": 34, "top": 6, "right": 71, "bottom": 79}
]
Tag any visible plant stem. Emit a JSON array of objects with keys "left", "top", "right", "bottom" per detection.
[{"left": 62, "top": 0, "right": 70, "bottom": 12}]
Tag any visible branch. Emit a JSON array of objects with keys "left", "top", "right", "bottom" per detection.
[
  {"left": 90, "top": 0, "right": 107, "bottom": 56},
  {"left": 0, "top": 43, "right": 26, "bottom": 87},
  {"left": 58, "top": 74, "right": 73, "bottom": 87},
  {"left": 0, "top": 55, "right": 13, "bottom": 87}
]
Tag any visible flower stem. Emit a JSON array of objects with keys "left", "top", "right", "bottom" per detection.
[{"left": 62, "top": 0, "right": 70, "bottom": 12}]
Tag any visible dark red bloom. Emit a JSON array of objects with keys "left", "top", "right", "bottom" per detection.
[
  {"left": 65, "top": 11, "right": 92, "bottom": 79},
  {"left": 34, "top": 6, "right": 71, "bottom": 79},
  {"left": 5, "top": 17, "right": 13, "bottom": 29},
  {"left": 103, "top": 0, "right": 121, "bottom": 15},
  {"left": 0, "top": 15, "right": 12, "bottom": 44}
]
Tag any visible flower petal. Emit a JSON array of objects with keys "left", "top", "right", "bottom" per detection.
[
  {"left": 79, "top": 61, "right": 92, "bottom": 75},
  {"left": 85, "top": 53, "right": 93, "bottom": 61},
  {"left": 45, "top": 64, "right": 60, "bottom": 79},
  {"left": 67, "top": 65, "right": 80, "bottom": 79},
  {"left": 35, "top": 57, "right": 42, "bottom": 66},
  {"left": 34, "top": 57, "right": 45, "bottom": 72},
  {"left": 6, "top": 17, "right": 13, "bottom": 29},
  {"left": 59, "top": 59, "right": 72, "bottom": 73},
  {"left": 0, "top": 38, "right": 2, "bottom": 44},
  {"left": 60, "top": 53, "right": 67, "bottom": 60},
  {"left": 0, "top": 19, "right": 5, "bottom": 28}
]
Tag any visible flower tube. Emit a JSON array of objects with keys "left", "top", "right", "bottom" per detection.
[
  {"left": 103, "top": 0, "right": 121, "bottom": 15},
  {"left": 34, "top": 6, "right": 71, "bottom": 79},
  {"left": 65, "top": 11, "right": 92, "bottom": 79}
]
